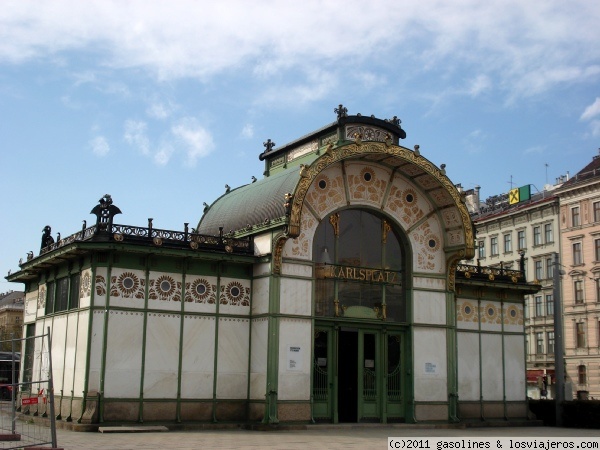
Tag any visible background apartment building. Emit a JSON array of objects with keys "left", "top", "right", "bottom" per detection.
[
  {"left": 554, "top": 151, "right": 600, "bottom": 400},
  {"left": 463, "top": 182, "right": 562, "bottom": 399}
]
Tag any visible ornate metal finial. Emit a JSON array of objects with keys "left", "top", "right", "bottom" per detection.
[
  {"left": 251, "top": 176, "right": 257, "bottom": 183},
  {"left": 203, "top": 202, "right": 209, "bottom": 213},
  {"left": 389, "top": 116, "right": 401, "bottom": 127},
  {"left": 284, "top": 193, "right": 294, "bottom": 216},
  {"left": 91, "top": 194, "right": 122, "bottom": 233},
  {"left": 40, "top": 225, "right": 54, "bottom": 251},
  {"left": 225, "top": 184, "right": 231, "bottom": 193},
  {"left": 263, "top": 139, "right": 276, "bottom": 153},
  {"left": 334, "top": 104, "right": 348, "bottom": 120},
  {"left": 440, "top": 164, "right": 446, "bottom": 175},
  {"left": 414, "top": 144, "right": 420, "bottom": 156}
]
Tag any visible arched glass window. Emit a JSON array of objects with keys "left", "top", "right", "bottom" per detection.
[{"left": 313, "top": 209, "right": 406, "bottom": 322}]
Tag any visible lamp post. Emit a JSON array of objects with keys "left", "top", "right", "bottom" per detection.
[{"left": 552, "top": 252, "right": 564, "bottom": 426}]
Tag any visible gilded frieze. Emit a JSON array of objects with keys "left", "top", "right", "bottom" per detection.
[
  {"left": 37, "top": 284, "right": 46, "bottom": 309},
  {"left": 480, "top": 303, "right": 501, "bottom": 325},
  {"left": 219, "top": 280, "right": 250, "bottom": 306},
  {"left": 411, "top": 218, "right": 443, "bottom": 273},
  {"left": 345, "top": 163, "right": 389, "bottom": 206},
  {"left": 285, "top": 206, "right": 318, "bottom": 260},
  {"left": 457, "top": 300, "right": 479, "bottom": 323},
  {"left": 503, "top": 304, "right": 523, "bottom": 326},
  {"left": 148, "top": 274, "right": 182, "bottom": 302},
  {"left": 110, "top": 270, "right": 146, "bottom": 299},
  {"left": 304, "top": 166, "right": 345, "bottom": 217}
]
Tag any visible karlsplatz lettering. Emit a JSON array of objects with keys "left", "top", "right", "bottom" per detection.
[{"left": 316, "top": 264, "right": 400, "bottom": 284}]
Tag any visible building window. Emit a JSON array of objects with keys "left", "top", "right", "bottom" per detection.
[
  {"left": 595, "top": 239, "right": 600, "bottom": 262},
  {"left": 69, "top": 273, "right": 81, "bottom": 309},
  {"left": 597, "top": 279, "right": 600, "bottom": 303},
  {"left": 478, "top": 240, "right": 485, "bottom": 259},
  {"left": 533, "top": 226, "right": 542, "bottom": 246},
  {"left": 573, "top": 242, "right": 582, "bottom": 265},
  {"left": 545, "top": 293, "right": 554, "bottom": 316},
  {"left": 490, "top": 237, "right": 498, "bottom": 256},
  {"left": 572, "top": 206, "right": 580, "bottom": 227},
  {"left": 546, "top": 257, "right": 554, "bottom": 279},
  {"left": 574, "top": 280, "right": 584, "bottom": 304},
  {"left": 45, "top": 281, "right": 55, "bottom": 315},
  {"left": 594, "top": 201, "right": 600, "bottom": 222},
  {"left": 518, "top": 230, "right": 526, "bottom": 250},
  {"left": 55, "top": 277, "right": 69, "bottom": 312},
  {"left": 578, "top": 365, "right": 587, "bottom": 384},
  {"left": 544, "top": 223, "right": 553, "bottom": 243},
  {"left": 535, "top": 295, "right": 543, "bottom": 317},
  {"left": 536, "top": 332, "right": 544, "bottom": 354},
  {"left": 534, "top": 260, "right": 543, "bottom": 280},
  {"left": 576, "top": 322, "right": 586, "bottom": 348},
  {"left": 547, "top": 331, "right": 555, "bottom": 355},
  {"left": 503, "top": 233, "right": 512, "bottom": 253}
]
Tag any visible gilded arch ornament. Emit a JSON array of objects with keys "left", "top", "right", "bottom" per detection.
[{"left": 274, "top": 141, "right": 474, "bottom": 290}]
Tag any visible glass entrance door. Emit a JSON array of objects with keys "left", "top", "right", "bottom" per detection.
[{"left": 312, "top": 323, "right": 405, "bottom": 423}]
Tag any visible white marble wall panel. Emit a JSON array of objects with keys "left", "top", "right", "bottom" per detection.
[
  {"left": 504, "top": 334, "right": 526, "bottom": 401},
  {"left": 219, "top": 277, "right": 251, "bottom": 316},
  {"left": 481, "top": 333, "right": 503, "bottom": 400},
  {"left": 304, "top": 164, "right": 346, "bottom": 218},
  {"left": 80, "top": 269, "right": 92, "bottom": 309},
  {"left": 87, "top": 311, "right": 105, "bottom": 392},
  {"left": 250, "top": 318, "right": 268, "bottom": 400},
  {"left": 33, "top": 319, "right": 51, "bottom": 388},
  {"left": 146, "top": 271, "right": 183, "bottom": 311},
  {"left": 216, "top": 318, "right": 249, "bottom": 399},
  {"left": 180, "top": 316, "right": 215, "bottom": 399},
  {"left": 93, "top": 267, "right": 107, "bottom": 307},
  {"left": 456, "top": 298, "right": 479, "bottom": 331},
  {"left": 106, "top": 268, "right": 146, "bottom": 309},
  {"left": 503, "top": 303, "right": 524, "bottom": 333},
  {"left": 278, "top": 318, "right": 311, "bottom": 401},
  {"left": 457, "top": 332, "right": 480, "bottom": 401},
  {"left": 183, "top": 275, "right": 217, "bottom": 314},
  {"left": 144, "top": 314, "right": 180, "bottom": 399},
  {"left": 253, "top": 262, "right": 271, "bottom": 277},
  {"left": 284, "top": 206, "right": 318, "bottom": 261},
  {"left": 51, "top": 315, "right": 67, "bottom": 392},
  {"left": 61, "top": 313, "right": 78, "bottom": 395},
  {"left": 280, "top": 278, "right": 312, "bottom": 316},
  {"left": 384, "top": 172, "right": 433, "bottom": 231},
  {"left": 479, "top": 301, "right": 502, "bottom": 332},
  {"left": 281, "top": 263, "right": 312, "bottom": 278},
  {"left": 440, "top": 208, "right": 463, "bottom": 230},
  {"left": 345, "top": 162, "right": 390, "bottom": 209},
  {"left": 25, "top": 290, "right": 37, "bottom": 324},
  {"left": 73, "top": 311, "right": 89, "bottom": 396},
  {"left": 104, "top": 311, "right": 144, "bottom": 398},
  {"left": 413, "top": 277, "right": 446, "bottom": 291},
  {"left": 413, "top": 327, "right": 447, "bottom": 402},
  {"left": 254, "top": 233, "right": 272, "bottom": 257},
  {"left": 251, "top": 278, "right": 270, "bottom": 316},
  {"left": 413, "top": 290, "right": 446, "bottom": 325},
  {"left": 409, "top": 215, "right": 445, "bottom": 274}
]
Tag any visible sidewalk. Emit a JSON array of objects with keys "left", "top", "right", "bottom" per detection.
[{"left": 51, "top": 424, "right": 600, "bottom": 450}]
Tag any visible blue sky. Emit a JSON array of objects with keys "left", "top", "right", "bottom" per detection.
[{"left": 2, "top": 0, "right": 600, "bottom": 292}]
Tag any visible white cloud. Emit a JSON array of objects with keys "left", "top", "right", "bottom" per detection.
[
  {"left": 171, "top": 118, "right": 214, "bottom": 167},
  {"left": 146, "top": 100, "right": 176, "bottom": 120},
  {"left": 90, "top": 135, "right": 110, "bottom": 156},
  {"left": 124, "top": 119, "right": 150, "bottom": 155},
  {"left": 461, "top": 129, "right": 487, "bottom": 154},
  {"left": 154, "top": 142, "right": 174, "bottom": 166},
  {"left": 0, "top": 0, "right": 598, "bottom": 102},
  {"left": 524, "top": 145, "right": 544, "bottom": 155},
  {"left": 241, "top": 124, "right": 254, "bottom": 139},
  {"left": 589, "top": 120, "right": 600, "bottom": 138},
  {"left": 581, "top": 98, "right": 600, "bottom": 121}
]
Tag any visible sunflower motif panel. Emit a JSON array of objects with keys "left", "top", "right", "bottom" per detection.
[
  {"left": 456, "top": 299, "right": 479, "bottom": 330},
  {"left": 383, "top": 172, "right": 433, "bottom": 231},
  {"left": 219, "top": 277, "right": 251, "bottom": 315},
  {"left": 184, "top": 275, "right": 218, "bottom": 314},
  {"left": 37, "top": 284, "right": 46, "bottom": 311},
  {"left": 409, "top": 217, "right": 445, "bottom": 274},
  {"left": 503, "top": 303, "right": 524, "bottom": 332},
  {"left": 480, "top": 302, "right": 502, "bottom": 332},
  {"left": 283, "top": 206, "right": 318, "bottom": 261},
  {"left": 109, "top": 268, "right": 146, "bottom": 309},
  {"left": 147, "top": 271, "right": 184, "bottom": 311},
  {"left": 304, "top": 164, "right": 345, "bottom": 218},
  {"left": 345, "top": 162, "right": 390, "bottom": 207},
  {"left": 24, "top": 290, "right": 38, "bottom": 324},
  {"left": 428, "top": 187, "right": 455, "bottom": 208}
]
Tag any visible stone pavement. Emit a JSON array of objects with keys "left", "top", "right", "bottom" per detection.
[{"left": 50, "top": 425, "right": 600, "bottom": 450}]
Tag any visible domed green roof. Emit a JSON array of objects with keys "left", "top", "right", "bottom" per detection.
[{"left": 197, "top": 166, "right": 301, "bottom": 236}]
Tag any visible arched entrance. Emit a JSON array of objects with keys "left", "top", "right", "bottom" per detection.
[{"left": 311, "top": 209, "right": 410, "bottom": 423}]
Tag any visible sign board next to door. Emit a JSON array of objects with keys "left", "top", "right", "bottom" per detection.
[
  {"left": 287, "top": 346, "right": 303, "bottom": 371},
  {"left": 315, "top": 263, "right": 401, "bottom": 285}
]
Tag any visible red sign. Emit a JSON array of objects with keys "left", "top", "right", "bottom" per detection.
[{"left": 21, "top": 397, "right": 39, "bottom": 405}]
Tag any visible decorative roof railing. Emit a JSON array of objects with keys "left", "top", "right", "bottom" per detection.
[
  {"left": 456, "top": 262, "right": 527, "bottom": 284},
  {"left": 35, "top": 222, "right": 253, "bottom": 259}
]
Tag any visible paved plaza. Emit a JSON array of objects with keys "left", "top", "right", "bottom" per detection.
[{"left": 48, "top": 425, "right": 600, "bottom": 450}]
